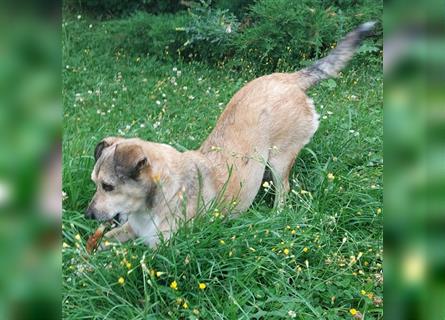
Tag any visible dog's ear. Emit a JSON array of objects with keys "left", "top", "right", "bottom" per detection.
[
  {"left": 113, "top": 144, "right": 149, "bottom": 180},
  {"left": 94, "top": 137, "right": 123, "bottom": 162}
]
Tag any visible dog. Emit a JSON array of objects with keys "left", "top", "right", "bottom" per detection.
[{"left": 86, "top": 22, "right": 375, "bottom": 247}]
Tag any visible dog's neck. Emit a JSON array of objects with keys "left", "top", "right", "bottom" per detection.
[{"left": 146, "top": 150, "right": 216, "bottom": 217}]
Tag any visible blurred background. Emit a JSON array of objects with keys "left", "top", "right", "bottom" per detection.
[
  {"left": 384, "top": 0, "right": 445, "bottom": 319},
  {"left": 0, "top": 1, "right": 60, "bottom": 320},
  {"left": 0, "top": 0, "right": 443, "bottom": 319}
]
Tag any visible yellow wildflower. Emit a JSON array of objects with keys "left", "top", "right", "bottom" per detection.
[
  {"left": 376, "top": 208, "right": 382, "bottom": 214},
  {"left": 360, "top": 290, "right": 366, "bottom": 296},
  {"left": 126, "top": 262, "right": 132, "bottom": 269},
  {"left": 183, "top": 302, "right": 188, "bottom": 309},
  {"left": 118, "top": 277, "right": 125, "bottom": 285},
  {"left": 327, "top": 173, "right": 335, "bottom": 181},
  {"left": 156, "top": 271, "right": 165, "bottom": 277},
  {"left": 198, "top": 283, "right": 206, "bottom": 290},
  {"left": 283, "top": 248, "right": 290, "bottom": 255},
  {"left": 349, "top": 308, "right": 357, "bottom": 316},
  {"left": 219, "top": 239, "right": 225, "bottom": 245},
  {"left": 75, "top": 234, "right": 81, "bottom": 241},
  {"left": 291, "top": 230, "right": 296, "bottom": 235},
  {"left": 170, "top": 280, "right": 178, "bottom": 290},
  {"left": 303, "top": 247, "right": 309, "bottom": 253}
]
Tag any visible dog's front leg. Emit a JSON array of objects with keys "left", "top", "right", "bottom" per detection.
[{"left": 99, "top": 222, "right": 136, "bottom": 250}]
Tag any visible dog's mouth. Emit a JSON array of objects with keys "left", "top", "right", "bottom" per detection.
[
  {"left": 110, "top": 213, "right": 121, "bottom": 224},
  {"left": 108, "top": 212, "right": 127, "bottom": 225}
]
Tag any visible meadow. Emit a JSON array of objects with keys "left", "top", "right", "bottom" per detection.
[{"left": 62, "top": 6, "right": 383, "bottom": 319}]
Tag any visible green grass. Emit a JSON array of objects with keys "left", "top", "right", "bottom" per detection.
[{"left": 63, "top": 15, "right": 383, "bottom": 320}]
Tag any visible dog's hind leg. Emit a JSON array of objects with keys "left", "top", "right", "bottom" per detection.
[{"left": 268, "top": 147, "right": 301, "bottom": 209}]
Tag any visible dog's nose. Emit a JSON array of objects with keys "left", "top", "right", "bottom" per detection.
[{"left": 85, "top": 207, "right": 96, "bottom": 220}]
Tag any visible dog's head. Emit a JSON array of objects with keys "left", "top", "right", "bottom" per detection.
[{"left": 85, "top": 137, "right": 156, "bottom": 222}]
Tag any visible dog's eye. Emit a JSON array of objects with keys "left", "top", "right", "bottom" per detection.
[{"left": 101, "top": 183, "right": 114, "bottom": 192}]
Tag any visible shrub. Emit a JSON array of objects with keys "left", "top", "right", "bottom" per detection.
[
  {"left": 182, "top": 1, "right": 240, "bottom": 62},
  {"left": 212, "top": 0, "right": 255, "bottom": 18},
  {"left": 230, "top": 0, "right": 340, "bottom": 73},
  {"left": 178, "top": 0, "right": 381, "bottom": 74}
]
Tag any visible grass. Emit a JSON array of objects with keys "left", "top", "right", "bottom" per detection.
[{"left": 62, "top": 14, "right": 383, "bottom": 320}]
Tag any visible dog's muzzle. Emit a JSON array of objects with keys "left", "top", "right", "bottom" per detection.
[{"left": 85, "top": 206, "right": 96, "bottom": 220}]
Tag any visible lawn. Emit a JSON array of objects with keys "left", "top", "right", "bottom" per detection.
[{"left": 62, "top": 12, "right": 383, "bottom": 320}]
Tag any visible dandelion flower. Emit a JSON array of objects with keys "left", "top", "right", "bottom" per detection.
[
  {"left": 198, "top": 283, "right": 206, "bottom": 290},
  {"left": 350, "top": 308, "right": 358, "bottom": 316},
  {"left": 126, "top": 262, "right": 132, "bottom": 269},
  {"left": 291, "top": 230, "right": 296, "bottom": 235},
  {"left": 327, "top": 173, "right": 335, "bottom": 181},
  {"left": 283, "top": 248, "right": 290, "bottom": 255},
  {"left": 118, "top": 277, "right": 125, "bottom": 285},
  {"left": 303, "top": 247, "right": 309, "bottom": 253},
  {"left": 182, "top": 302, "right": 188, "bottom": 309},
  {"left": 360, "top": 290, "right": 366, "bottom": 295},
  {"left": 219, "top": 239, "right": 225, "bottom": 245},
  {"left": 170, "top": 280, "right": 178, "bottom": 290}
]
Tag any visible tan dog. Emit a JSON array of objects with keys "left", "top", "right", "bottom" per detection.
[{"left": 86, "top": 22, "right": 375, "bottom": 247}]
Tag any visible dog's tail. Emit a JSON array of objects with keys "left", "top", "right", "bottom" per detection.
[{"left": 296, "top": 21, "right": 376, "bottom": 91}]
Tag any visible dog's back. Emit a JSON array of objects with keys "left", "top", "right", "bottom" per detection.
[{"left": 199, "top": 22, "right": 376, "bottom": 210}]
